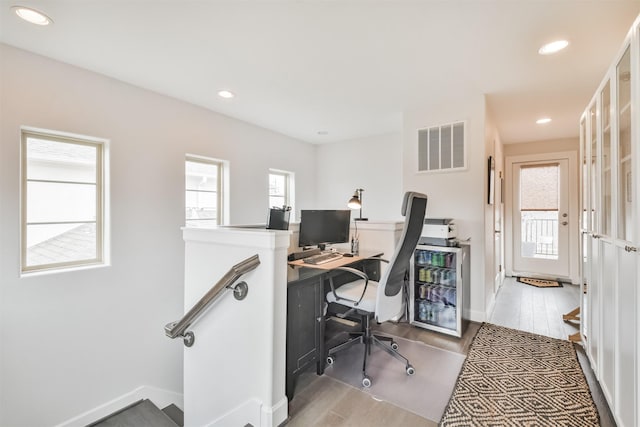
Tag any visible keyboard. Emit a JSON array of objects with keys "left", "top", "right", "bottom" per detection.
[{"left": 303, "top": 252, "right": 344, "bottom": 265}]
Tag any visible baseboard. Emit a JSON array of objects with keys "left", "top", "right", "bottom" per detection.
[
  {"left": 468, "top": 308, "right": 486, "bottom": 323},
  {"left": 205, "top": 398, "right": 261, "bottom": 427},
  {"left": 261, "top": 396, "right": 288, "bottom": 427},
  {"left": 54, "top": 385, "right": 183, "bottom": 427},
  {"left": 204, "top": 396, "right": 288, "bottom": 427},
  {"left": 485, "top": 293, "right": 496, "bottom": 321}
]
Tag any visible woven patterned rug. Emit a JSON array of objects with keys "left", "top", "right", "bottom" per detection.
[
  {"left": 517, "top": 276, "right": 563, "bottom": 288},
  {"left": 440, "top": 323, "right": 599, "bottom": 426}
]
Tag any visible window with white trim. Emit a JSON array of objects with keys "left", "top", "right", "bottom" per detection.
[
  {"left": 186, "top": 156, "right": 225, "bottom": 226},
  {"left": 269, "top": 169, "right": 294, "bottom": 219},
  {"left": 21, "top": 129, "right": 106, "bottom": 273}
]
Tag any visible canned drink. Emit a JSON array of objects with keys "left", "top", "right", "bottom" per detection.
[
  {"left": 441, "top": 270, "right": 450, "bottom": 286},
  {"left": 425, "top": 268, "right": 432, "bottom": 283},
  {"left": 419, "top": 284, "right": 428, "bottom": 299},
  {"left": 418, "top": 300, "right": 428, "bottom": 321}
]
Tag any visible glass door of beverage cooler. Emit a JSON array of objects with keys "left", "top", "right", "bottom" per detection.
[{"left": 410, "top": 245, "right": 463, "bottom": 337}]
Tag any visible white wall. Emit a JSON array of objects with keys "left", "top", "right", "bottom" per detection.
[
  {"left": 403, "top": 94, "right": 488, "bottom": 321},
  {"left": 484, "top": 102, "right": 504, "bottom": 315},
  {"left": 315, "top": 133, "right": 404, "bottom": 220},
  {"left": 0, "top": 44, "right": 316, "bottom": 426}
]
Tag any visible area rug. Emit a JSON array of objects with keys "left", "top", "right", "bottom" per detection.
[
  {"left": 440, "top": 323, "right": 599, "bottom": 426},
  {"left": 517, "top": 276, "right": 563, "bottom": 288},
  {"left": 324, "top": 334, "right": 466, "bottom": 422}
]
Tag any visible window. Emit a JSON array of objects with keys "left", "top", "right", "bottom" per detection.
[
  {"left": 269, "top": 169, "right": 294, "bottom": 219},
  {"left": 21, "top": 129, "right": 106, "bottom": 273},
  {"left": 186, "top": 156, "right": 225, "bottom": 226},
  {"left": 418, "top": 121, "right": 466, "bottom": 172}
]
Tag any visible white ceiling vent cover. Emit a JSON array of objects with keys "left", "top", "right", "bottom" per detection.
[{"left": 418, "top": 121, "right": 466, "bottom": 172}]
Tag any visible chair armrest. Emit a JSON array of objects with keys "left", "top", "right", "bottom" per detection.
[
  {"left": 358, "top": 256, "right": 389, "bottom": 264},
  {"left": 328, "top": 266, "right": 370, "bottom": 306}
]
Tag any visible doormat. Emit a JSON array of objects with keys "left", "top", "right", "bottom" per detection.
[
  {"left": 440, "top": 323, "right": 599, "bottom": 426},
  {"left": 517, "top": 276, "right": 562, "bottom": 288}
]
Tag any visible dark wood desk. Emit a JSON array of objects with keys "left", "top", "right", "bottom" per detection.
[{"left": 285, "top": 252, "right": 382, "bottom": 400}]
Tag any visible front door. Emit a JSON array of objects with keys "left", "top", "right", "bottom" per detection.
[{"left": 512, "top": 159, "right": 570, "bottom": 278}]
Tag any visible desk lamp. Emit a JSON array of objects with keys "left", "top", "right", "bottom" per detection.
[{"left": 348, "top": 188, "right": 368, "bottom": 221}]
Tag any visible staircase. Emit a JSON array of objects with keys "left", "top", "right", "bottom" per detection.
[{"left": 87, "top": 399, "right": 183, "bottom": 427}]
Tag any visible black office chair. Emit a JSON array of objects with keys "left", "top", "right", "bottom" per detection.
[{"left": 325, "top": 191, "right": 428, "bottom": 387}]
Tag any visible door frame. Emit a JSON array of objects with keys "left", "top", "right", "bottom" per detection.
[{"left": 505, "top": 151, "right": 580, "bottom": 284}]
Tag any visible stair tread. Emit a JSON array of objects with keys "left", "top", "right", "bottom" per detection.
[
  {"left": 162, "top": 403, "right": 184, "bottom": 427},
  {"left": 90, "top": 399, "right": 178, "bottom": 427}
]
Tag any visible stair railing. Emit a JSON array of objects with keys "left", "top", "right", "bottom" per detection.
[{"left": 164, "top": 254, "right": 260, "bottom": 347}]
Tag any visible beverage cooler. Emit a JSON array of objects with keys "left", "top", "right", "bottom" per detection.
[{"left": 409, "top": 244, "right": 470, "bottom": 337}]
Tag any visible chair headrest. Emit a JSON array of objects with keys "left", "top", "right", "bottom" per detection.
[{"left": 401, "top": 191, "right": 428, "bottom": 216}]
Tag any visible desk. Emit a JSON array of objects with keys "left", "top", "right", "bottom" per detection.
[{"left": 285, "top": 251, "right": 383, "bottom": 400}]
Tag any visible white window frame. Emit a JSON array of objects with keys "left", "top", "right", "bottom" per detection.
[
  {"left": 186, "top": 155, "right": 227, "bottom": 226},
  {"left": 269, "top": 169, "right": 295, "bottom": 221},
  {"left": 21, "top": 128, "right": 107, "bottom": 274}
]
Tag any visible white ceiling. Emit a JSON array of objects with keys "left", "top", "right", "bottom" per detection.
[{"left": 1, "top": 1, "right": 639, "bottom": 144}]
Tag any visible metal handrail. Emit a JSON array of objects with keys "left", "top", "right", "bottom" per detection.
[{"left": 165, "top": 254, "right": 260, "bottom": 346}]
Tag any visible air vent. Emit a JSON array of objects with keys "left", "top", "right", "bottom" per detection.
[{"left": 418, "top": 121, "right": 465, "bottom": 172}]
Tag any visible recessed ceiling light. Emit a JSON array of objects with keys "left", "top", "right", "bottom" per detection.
[
  {"left": 536, "top": 117, "right": 552, "bottom": 124},
  {"left": 538, "top": 40, "right": 569, "bottom": 55},
  {"left": 217, "top": 90, "right": 234, "bottom": 99},
  {"left": 12, "top": 6, "right": 52, "bottom": 26}
]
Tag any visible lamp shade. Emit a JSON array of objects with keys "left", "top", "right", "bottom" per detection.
[{"left": 348, "top": 194, "right": 361, "bottom": 209}]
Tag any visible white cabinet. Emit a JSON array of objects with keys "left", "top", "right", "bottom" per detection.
[{"left": 580, "top": 14, "right": 640, "bottom": 427}]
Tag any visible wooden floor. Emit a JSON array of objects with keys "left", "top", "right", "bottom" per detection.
[{"left": 283, "top": 277, "right": 616, "bottom": 426}]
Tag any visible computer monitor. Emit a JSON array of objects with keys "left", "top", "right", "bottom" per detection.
[{"left": 298, "top": 210, "right": 351, "bottom": 249}]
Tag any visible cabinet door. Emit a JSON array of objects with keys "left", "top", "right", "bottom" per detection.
[
  {"left": 617, "top": 247, "right": 637, "bottom": 427},
  {"left": 616, "top": 46, "right": 633, "bottom": 243},
  {"left": 411, "top": 245, "right": 461, "bottom": 336},
  {"left": 599, "top": 78, "right": 617, "bottom": 405},
  {"left": 287, "top": 278, "right": 321, "bottom": 375},
  {"left": 580, "top": 116, "right": 590, "bottom": 342},
  {"left": 614, "top": 43, "right": 637, "bottom": 427},
  {"left": 587, "top": 101, "right": 601, "bottom": 371}
]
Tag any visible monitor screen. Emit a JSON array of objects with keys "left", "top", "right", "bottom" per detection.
[{"left": 298, "top": 210, "right": 351, "bottom": 248}]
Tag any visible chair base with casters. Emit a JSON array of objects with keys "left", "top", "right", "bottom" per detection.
[{"left": 326, "top": 309, "right": 415, "bottom": 388}]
